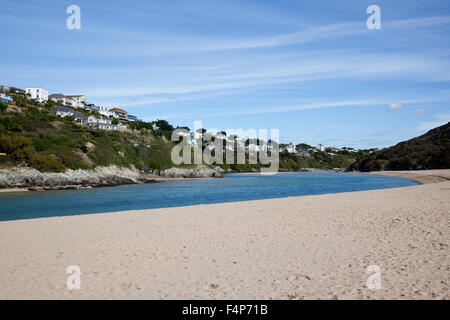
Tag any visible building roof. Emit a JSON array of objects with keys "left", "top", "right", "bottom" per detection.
[
  {"left": 73, "top": 111, "right": 87, "bottom": 119},
  {"left": 110, "top": 107, "right": 128, "bottom": 114},
  {"left": 53, "top": 106, "right": 74, "bottom": 113},
  {"left": 49, "top": 93, "right": 70, "bottom": 98}
]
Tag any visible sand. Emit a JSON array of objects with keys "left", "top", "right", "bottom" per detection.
[
  {"left": 0, "top": 170, "right": 448, "bottom": 299},
  {"left": 366, "top": 169, "right": 450, "bottom": 184}
]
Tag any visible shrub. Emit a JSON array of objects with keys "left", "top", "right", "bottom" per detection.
[
  {"left": 30, "top": 154, "right": 66, "bottom": 172},
  {"left": 0, "top": 117, "right": 24, "bottom": 132},
  {"left": 0, "top": 102, "right": 8, "bottom": 112},
  {"left": 0, "top": 135, "right": 32, "bottom": 154}
]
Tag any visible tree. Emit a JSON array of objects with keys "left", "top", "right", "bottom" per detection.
[{"left": 155, "top": 119, "right": 173, "bottom": 131}]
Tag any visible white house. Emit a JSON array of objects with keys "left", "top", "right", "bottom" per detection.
[
  {"left": 281, "top": 143, "right": 296, "bottom": 153},
  {"left": 49, "top": 94, "right": 77, "bottom": 107},
  {"left": 26, "top": 87, "right": 48, "bottom": 103},
  {"left": 87, "top": 115, "right": 114, "bottom": 130},
  {"left": 316, "top": 144, "right": 325, "bottom": 152},
  {"left": 109, "top": 107, "right": 128, "bottom": 121},
  {"left": 95, "top": 106, "right": 115, "bottom": 118},
  {"left": 66, "top": 95, "right": 86, "bottom": 109}
]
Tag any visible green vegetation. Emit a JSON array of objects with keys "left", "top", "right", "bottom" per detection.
[
  {"left": 0, "top": 97, "right": 179, "bottom": 172},
  {"left": 348, "top": 122, "right": 450, "bottom": 171},
  {"left": 6, "top": 89, "right": 441, "bottom": 173}
]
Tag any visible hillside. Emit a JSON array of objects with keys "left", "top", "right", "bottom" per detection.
[
  {"left": 0, "top": 91, "right": 366, "bottom": 173},
  {"left": 0, "top": 94, "right": 175, "bottom": 172},
  {"left": 348, "top": 122, "right": 450, "bottom": 171}
]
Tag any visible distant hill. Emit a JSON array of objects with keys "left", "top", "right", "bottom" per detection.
[{"left": 348, "top": 122, "right": 450, "bottom": 171}]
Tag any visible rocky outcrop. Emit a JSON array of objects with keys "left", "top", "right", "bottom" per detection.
[
  {"left": 0, "top": 166, "right": 143, "bottom": 190},
  {"left": 160, "top": 165, "right": 222, "bottom": 178},
  {"left": 214, "top": 166, "right": 225, "bottom": 173},
  {"left": 0, "top": 165, "right": 222, "bottom": 190}
]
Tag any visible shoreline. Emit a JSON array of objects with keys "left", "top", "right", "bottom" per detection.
[
  {"left": 361, "top": 169, "right": 450, "bottom": 184},
  {"left": 0, "top": 165, "right": 222, "bottom": 193},
  {"left": 0, "top": 176, "right": 217, "bottom": 193},
  {"left": 0, "top": 169, "right": 448, "bottom": 299}
]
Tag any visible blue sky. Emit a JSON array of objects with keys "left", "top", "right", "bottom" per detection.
[{"left": 1, "top": 0, "right": 450, "bottom": 148}]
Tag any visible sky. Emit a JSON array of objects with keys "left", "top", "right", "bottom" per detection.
[{"left": 1, "top": 0, "right": 450, "bottom": 149}]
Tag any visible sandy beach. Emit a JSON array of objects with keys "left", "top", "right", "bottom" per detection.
[{"left": 0, "top": 170, "right": 448, "bottom": 299}]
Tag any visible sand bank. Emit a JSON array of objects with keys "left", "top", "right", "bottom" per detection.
[
  {"left": 0, "top": 170, "right": 448, "bottom": 299},
  {"left": 365, "top": 169, "right": 450, "bottom": 184}
]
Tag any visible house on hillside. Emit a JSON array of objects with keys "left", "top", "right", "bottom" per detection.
[
  {"left": 85, "top": 103, "right": 96, "bottom": 112},
  {"left": 49, "top": 94, "right": 76, "bottom": 107},
  {"left": 94, "top": 106, "right": 114, "bottom": 118},
  {"left": 66, "top": 95, "right": 86, "bottom": 109},
  {"left": 73, "top": 111, "right": 88, "bottom": 125},
  {"left": 0, "top": 85, "right": 10, "bottom": 93},
  {"left": 109, "top": 107, "right": 128, "bottom": 121},
  {"left": 281, "top": 143, "right": 296, "bottom": 153},
  {"left": 87, "top": 115, "right": 114, "bottom": 130},
  {"left": 52, "top": 106, "right": 74, "bottom": 118},
  {"left": 297, "top": 149, "right": 311, "bottom": 157},
  {"left": 85, "top": 104, "right": 111, "bottom": 116},
  {"left": 128, "top": 114, "right": 138, "bottom": 122},
  {"left": 316, "top": 144, "right": 325, "bottom": 152},
  {"left": 0, "top": 93, "right": 13, "bottom": 104},
  {"left": 26, "top": 87, "right": 48, "bottom": 103}
]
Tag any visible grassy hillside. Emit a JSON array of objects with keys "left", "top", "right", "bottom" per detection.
[
  {"left": 0, "top": 95, "right": 175, "bottom": 172},
  {"left": 0, "top": 92, "right": 366, "bottom": 172},
  {"left": 348, "top": 122, "right": 450, "bottom": 171}
]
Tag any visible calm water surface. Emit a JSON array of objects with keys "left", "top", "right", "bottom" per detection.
[{"left": 0, "top": 172, "right": 418, "bottom": 221}]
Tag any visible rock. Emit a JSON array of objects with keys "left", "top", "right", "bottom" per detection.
[
  {"left": 160, "top": 165, "right": 222, "bottom": 178},
  {"left": 84, "top": 142, "right": 95, "bottom": 152},
  {"left": 0, "top": 166, "right": 144, "bottom": 190},
  {"left": 214, "top": 166, "right": 225, "bottom": 173},
  {"left": 0, "top": 165, "right": 222, "bottom": 190},
  {"left": 73, "top": 149, "right": 93, "bottom": 167},
  {"left": 50, "top": 121, "right": 67, "bottom": 129}
]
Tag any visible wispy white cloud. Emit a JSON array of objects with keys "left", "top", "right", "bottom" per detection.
[
  {"left": 389, "top": 103, "right": 402, "bottom": 110},
  {"left": 147, "top": 97, "right": 436, "bottom": 119},
  {"left": 72, "top": 52, "right": 450, "bottom": 101}
]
